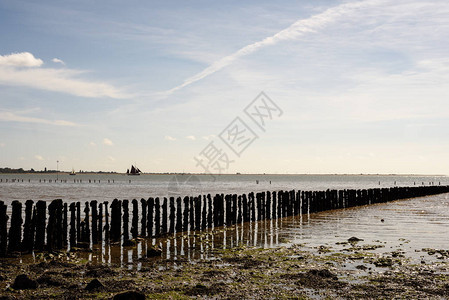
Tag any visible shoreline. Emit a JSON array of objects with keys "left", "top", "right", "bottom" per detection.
[{"left": 1, "top": 237, "right": 448, "bottom": 299}]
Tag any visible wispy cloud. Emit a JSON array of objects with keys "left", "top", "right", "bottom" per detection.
[
  {"left": 0, "top": 52, "right": 43, "bottom": 67},
  {"left": 164, "top": 0, "right": 383, "bottom": 95},
  {"left": 34, "top": 155, "right": 44, "bottom": 161},
  {"left": 164, "top": 135, "right": 176, "bottom": 141},
  {"left": 0, "top": 52, "right": 129, "bottom": 99},
  {"left": 52, "top": 58, "right": 65, "bottom": 65},
  {"left": 186, "top": 135, "right": 196, "bottom": 140},
  {"left": 0, "top": 110, "right": 78, "bottom": 126},
  {"left": 103, "top": 138, "right": 113, "bottom": 146}
]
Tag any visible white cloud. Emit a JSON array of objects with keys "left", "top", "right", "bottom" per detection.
[
  {"left": 52, "top": 58, "right": 65, "bottom": 65},
  {"left": 89, "top": 141, "right": 97, "bottom": 146},
  {"left": 107, "top": 155, "right": 116, "bottom": 161},
  {"left": 0, "top": 51, "right": 129, "bottom": 99},
  {"left": 165, "top": 0, "right": 383, "bottom": 95},
  {"left": 202, "top": 135, "right": 216, "bottom": 140},
  {"left": 164, "top": 135, "right": 176, "bottom": 141},
  {"left": 186, "top": 135, "right": 196, "bottom": 140},
  {"left": 0, "top": 110, "right": 78, "bottom": 126},
  {"left": 103, "top": 138, "right": 113, "bottom": 146},
  {"left": 0, "top": 52, "right": 43, "bottom": 67},
  {"left": 35, "top": 155, "right": 44, "bottom": 161}
]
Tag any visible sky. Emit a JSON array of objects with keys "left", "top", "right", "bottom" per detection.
[{"left": 0, "top": 0, "right": 449, "bottom": 175}]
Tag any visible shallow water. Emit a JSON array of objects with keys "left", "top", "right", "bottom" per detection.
[{"left": 2, "top": 174, "right": 448, "bottom": 268}]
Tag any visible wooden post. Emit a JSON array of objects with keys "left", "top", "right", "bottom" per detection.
[
  {"left": 131, "top": 199, "right": 139, "bottom": 239},
  {"left": 189, "top": 197, "right": 195, "bottom": 231},
  {"left": 154, "top": 197, "right": 161, "bottom": 236},
  {"left": 141, "top": 199, "right": 147, "bottom": 236},
  {"left": 90, "top": 201, "right": 98, "bottom": 244},
  {"left": 122, "top": 200, "right": 130, "bottom": 243},
  {"left": 98, "top": 202, "right": 103, "bottom": 243},
  {"left": 63, "top": 202, "right": 68, "bottom": 247},
  {"left": 55, "top": 200, "right": 63, "bottom": 249},
  {"left": 69, "top": 203, "right": 76, "bottom": 249},
  {"left": 176, "top": 197, "right": 182, "bottom": 232},
  {"left": 147, "top": 198, "right": 154, "bottom": 237},
  {"left": 161, "top": 197, "right": 168, "bottom": 235},
  {"left": 242, "top": 194, "right": 249, "bottom": 222},
  {"left": 207, "top": 194, "right": 213, "bottom": 229},
  {"left": 46, "top": 200, "right": 56, "bottom": 251},
  {"left": 104, "top": 201, "right": 110, "bottom": 241},
  {"left": 0, "top": 201, "right": 8, "bottom": 256},
  {"left": 195, "top": 196, "right": 202, "bottom": 231},
  {"left": 183, "top": 196, "right": 189, "bottom": 232},
  {"left": 169, "top": 197, "right": 175, "bottom": 234},
  {"left": 7, "top": 201, "right": 22, "bottom": 253},
  {"left": 22, "top": 200, "right": 34, "bottom": 252},
  {"left": 34, "top": 201, "right": 46, "bottom": 251},
  {"left": 110, "top": 199, "right": 121, "bottom": 242}
]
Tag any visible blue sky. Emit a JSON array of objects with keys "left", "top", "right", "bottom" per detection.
[{"left": 1, "top": 0, "right": 449, "bottom": 174}]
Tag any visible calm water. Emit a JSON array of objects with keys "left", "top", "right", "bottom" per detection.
[
  {"left": 0, "top": 173, "right": 446, "bottom": 205},
  {"left": 2, "top": 174, "right": 448, "bottom": 268}
]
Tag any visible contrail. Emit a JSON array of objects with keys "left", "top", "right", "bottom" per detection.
[{"left": 164, "top": 0, "right": 382, "bottom": 95}]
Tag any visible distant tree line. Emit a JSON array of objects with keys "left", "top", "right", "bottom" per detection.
[{"left": 0, "top": 167, "right": 57, "bottom": 174}]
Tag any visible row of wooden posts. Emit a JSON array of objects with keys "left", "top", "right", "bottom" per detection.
[{"left": 1, "top": 185, "right": 449, "bottom": 257}]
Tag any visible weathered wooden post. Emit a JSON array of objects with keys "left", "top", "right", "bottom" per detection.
[
  {"left": 22, "top": 200, "right": 34, "bottom": 252},
  {"left": 46, "top": 200, "right": 56, "bottom": 251},
  {"left": 169, "top": 197, "right": 175, "bottom": 234},
  {"left": 201, "top": 195, "right": 207, "bottom": 230},
  {"left": 63, "top": 202, "right": 68, "bottom": 247},
  {"left": 249, "top": 192, "right": 256, "bottom": 221},
  {"left": 131, "top": 199, "right": 139, "bottom": 239},
  {"left": 176, "top": 197, "right": 182, "bottom": 232},
  {"left": 225, "top": 194, "right": 231, "bottom": 225},
  {"left": 104, "top": 201, "right": 110, "bottom": 241},
  {"left": 183, "top": 196, "right": 189, "bottom": 232},
  {"left": 189, "top": 197, "right": 195, "bottom": 231},
  {"left": 231, "top": 194, "right": 237, "bottom": 225},
  {"left": 69, "top": 203, "right": 76, "bottom": 249},
  {"left": 237, "top": 195, "right": 243, "bottom": 223},
  {"left": 207, "top": 194, "right": 213, "bottom": 229},
  {"left": 154, "top": 197, "right": 161, "bottom": 236},
  {"left": 266, "top": 192, "right": 271, "bottom": 220},
  {"left": 83, "top": 201, "right": 90, "bottom": 245},
  {"left": 242, "top": 194, "right": 249, "bottom": 222},
  {"left": 8, "top": 201, "right": 23, "bottom": 253},
  {"left": 90, "top": 200, "right": 98, "bottom": 244},
  {"left": 110, "top": 199, "right": 121, "bottom": 242},
  {"left": 55, "top": 200, "right": 63, "bottom": 249},
  {"left": 76, "top": 202, "right": 81, "bottom": 243},
  {"left": 195, "top": 196, "right": 202, "bottom": 231},
  {"left": 34, "top": 200, "right": 46, "bottom": 251},
  {"left": 141, "top": 198, "right": 147, "bottom": 237},
  {"left": 122, "top": 200, "right": 130, "bottom": 244},
  {"left": 161, "top": 197, "right": 168, "bottom": 235},
  {"left": 98, "top": 202, "right": 103, "bottom": 243},
  {"left": 0, "top": 201, "right": 9, "bottom": 256},
  {"left": 147, "top": 198, "right": 154, "bottom": 237}
]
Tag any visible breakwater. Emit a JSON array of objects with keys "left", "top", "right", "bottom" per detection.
[{"left": 0, "top": 185, "right": 448, "bottom": 257}]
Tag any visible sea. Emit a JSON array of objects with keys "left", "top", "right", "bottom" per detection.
[{"left": 1, "top": 173, "right": 448, "bottom": 266}]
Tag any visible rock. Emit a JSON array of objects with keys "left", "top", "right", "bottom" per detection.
[
  {"left": 146, "top": 246, "right": 162, "bottom": 257},
  {"left": 12, "top": 274, "right": 38, "bottom": 290},
  {"left": 85, "top": 278, "right": 104, "bottom": 291},
  {"left": 113, "top": 291, "right": 146, "bottom": 300},
  {"left": 0, "top": 275, "right": 5, "bottom": 281},
  {"left": 348, "top": 237, "right": 364, "bottom": 243}
]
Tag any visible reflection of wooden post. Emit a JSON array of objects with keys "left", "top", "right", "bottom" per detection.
[
  {"left": 141, "top": 199, "right": 147, "bottom": 237},
  {"left": 22, "top": 200, "right": 34, "bottom": 252}
]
